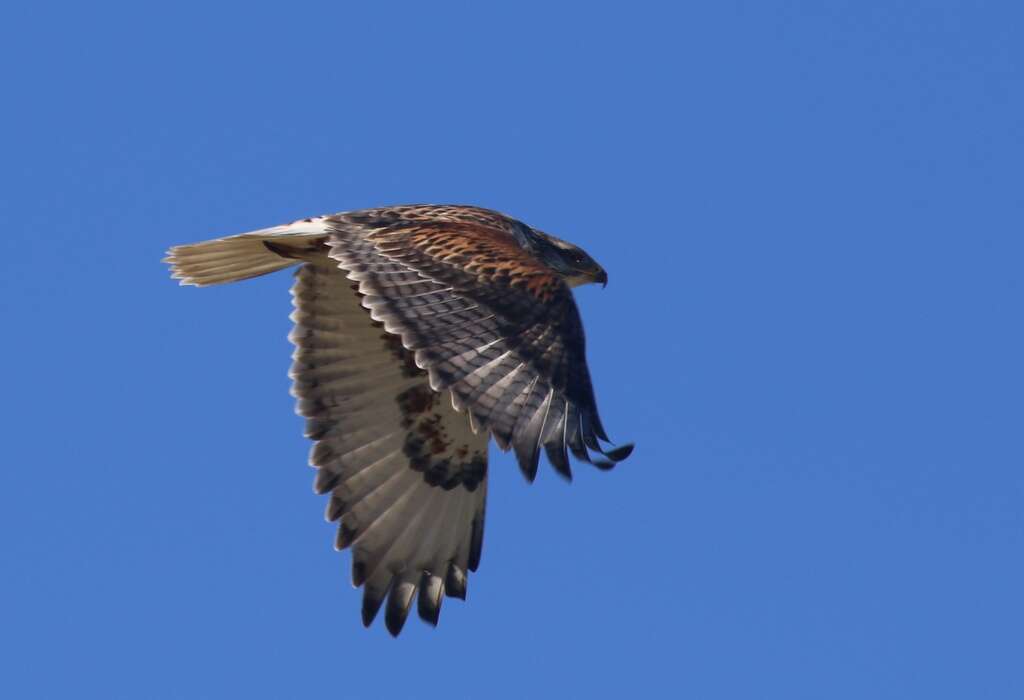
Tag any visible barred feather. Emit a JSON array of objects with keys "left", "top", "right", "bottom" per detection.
[{"left": 324, "top": 207, "right": 631, "bottom": 479}]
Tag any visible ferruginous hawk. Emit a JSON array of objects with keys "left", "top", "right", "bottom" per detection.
[{"left": 165, "top": 205, "right": 633, "bottom": 635}]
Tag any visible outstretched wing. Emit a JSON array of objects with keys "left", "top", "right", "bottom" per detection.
[
  {"left": 291, "top": 259, "right": 488, "bottom": 636},
  {"left": 324, "top": 206, "right": 632, "bottom": 482}
]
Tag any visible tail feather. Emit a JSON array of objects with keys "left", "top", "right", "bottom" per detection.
[{"left": 164, "top": 217, "right": 330, "bottom": 286}]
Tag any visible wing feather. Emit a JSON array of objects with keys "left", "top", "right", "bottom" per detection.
[
  {"left": 291, "top": 260, "right": 488, "bottom": 635},
  {"left": 320, "top": 207, "right": 630, "bottom": 480}
]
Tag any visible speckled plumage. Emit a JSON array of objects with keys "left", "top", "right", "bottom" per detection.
[{"left": 165, "top": 204, "right": 632, "bottom": 636}]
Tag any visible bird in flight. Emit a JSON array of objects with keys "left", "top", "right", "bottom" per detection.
[{"left": 165, "top": 204, "right": 633, "bottom": 635}]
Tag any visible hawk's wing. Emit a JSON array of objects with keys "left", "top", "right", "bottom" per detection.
[
  {"left": 166, "top": 204, "right": 632, "bottom": 636},
  {"left": 291, "top": 259, "right": 488, "bottom": 636},
  {"left": 325, "top": 206, "right": 632, "bottom": 482}
]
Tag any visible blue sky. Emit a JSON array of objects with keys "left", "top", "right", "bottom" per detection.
[{"left": 2, "top": 2, "right": 1022, "bottom": 698}]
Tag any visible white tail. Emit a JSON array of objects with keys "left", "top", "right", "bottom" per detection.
[{"left": 164, "top": 217, "right": 331, "bottom": 286}]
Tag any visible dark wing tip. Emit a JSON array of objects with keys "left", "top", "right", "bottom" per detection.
[
  {"left": 584, "top": 441, "right": 633, "bottom": 471},
  {"left": 384, "top": 580, "right": 416, "bottom": 637},
  {"left": 336, "top": 518, "right": 358, "bottom": 551},
  {"left": 325, "top": 495, "right": 344, "bottom": 522},
  {"left": 544, "top": 441, "right": 574, "bottom": 482},
  {"left": 313, "top": 467, "right": 341, "bottom": 495},
  {"left": 417, "top": 574, "right": 444, "bottom": 627},
  {"left": 361, "top": 587, "right": 387, "bottom": 628},
  {"left": 579, "top": 409, "right": 633, "bottom": 467},
  {"left": 445, "top": 563, "right": 467, "bottom": 600},
  {"left": 352, "top": 558, "right": 367, "bottom": 587},
  {"left": 603, "top": 442, "right": 635, "bottom": 462},
  {"left": 513, "top": 438, "right": 541, "bottom": 483}
]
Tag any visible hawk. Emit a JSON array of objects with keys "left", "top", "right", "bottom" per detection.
[{"left": 165, "top": 205, "right": 633, "bottom": 635}]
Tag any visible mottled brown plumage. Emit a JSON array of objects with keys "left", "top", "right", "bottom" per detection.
[{"left": 165, "top": 204, "right": 631, "bottom": 635}]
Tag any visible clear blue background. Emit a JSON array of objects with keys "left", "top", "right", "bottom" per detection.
[{"left": 2, "top": 2, "right": 1021, "bottom": 698}]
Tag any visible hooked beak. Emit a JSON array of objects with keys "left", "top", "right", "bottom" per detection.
[{"left": 594, "top": 267, "right": 608, "bottom": 288}]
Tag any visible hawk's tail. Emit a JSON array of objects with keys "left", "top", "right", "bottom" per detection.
[{"left": 164, "top": 217, "right": 331, "bottom": 286}]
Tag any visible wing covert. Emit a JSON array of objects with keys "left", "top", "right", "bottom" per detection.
[{"left": 323, "top": 206, "right": 632, "bottom": 482}]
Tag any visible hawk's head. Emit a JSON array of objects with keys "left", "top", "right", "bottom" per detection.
[{"left": 531, "top": 231, "right": 608, "bottom": 288}]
